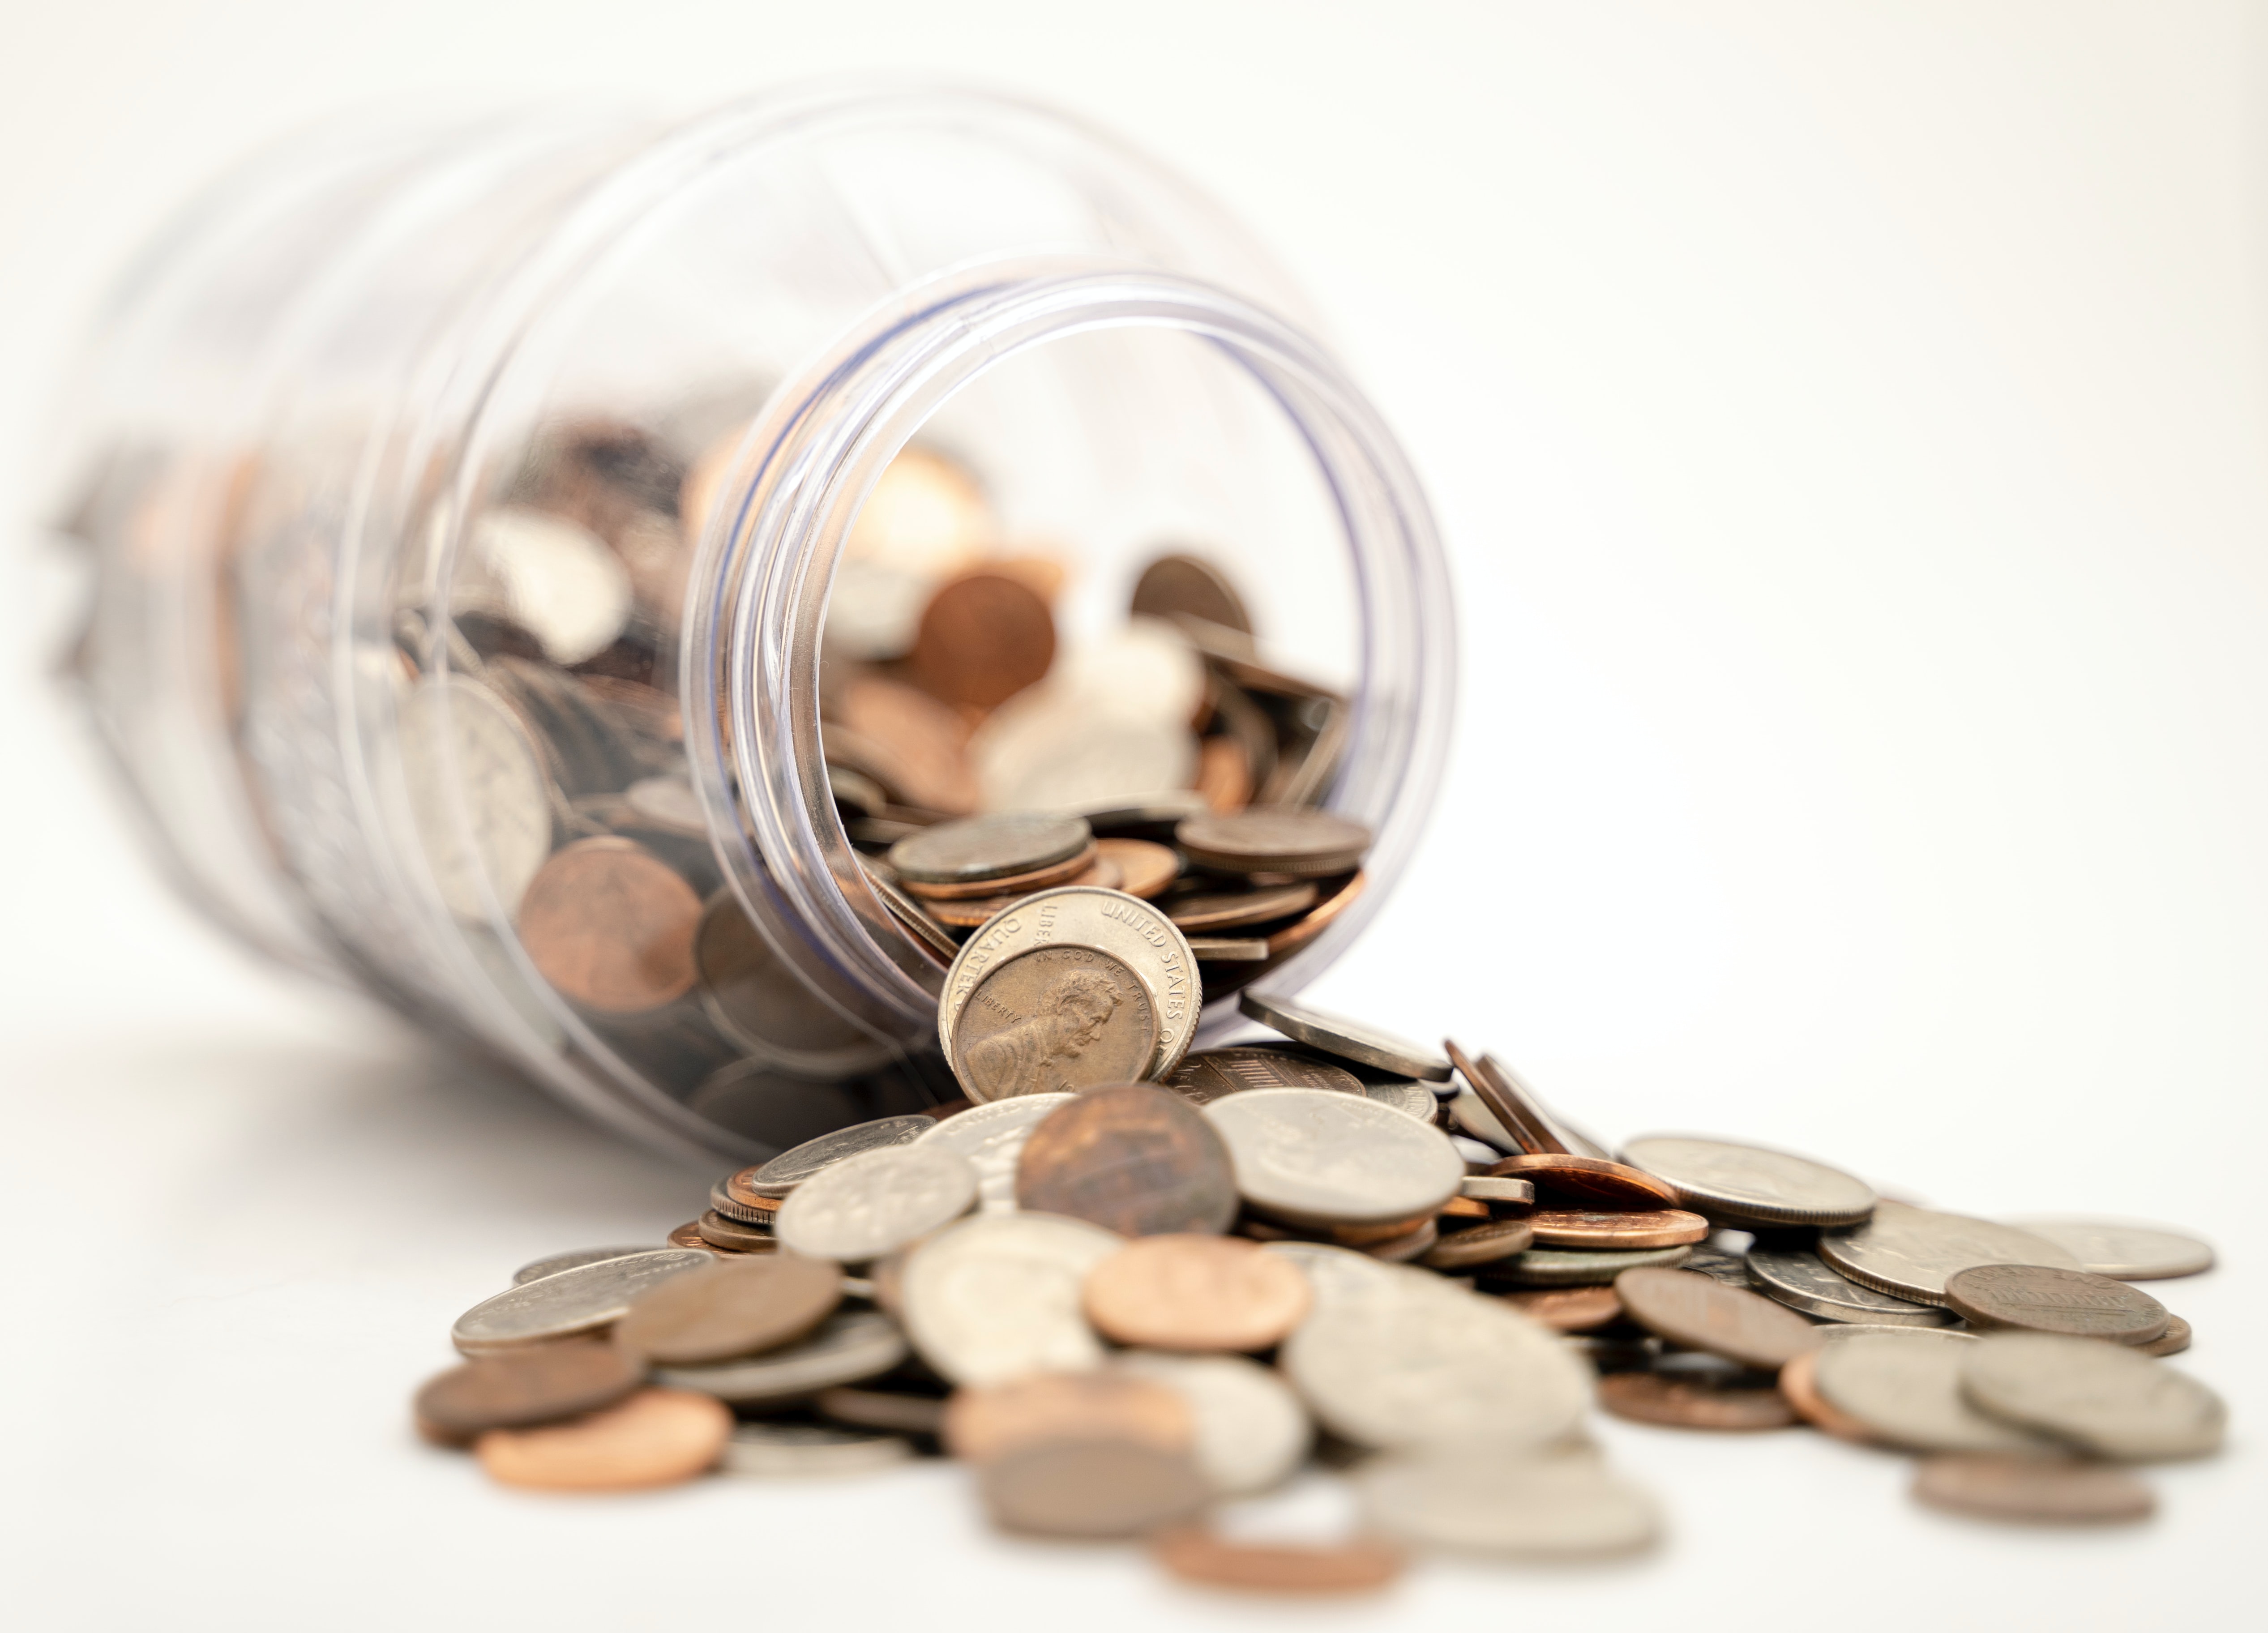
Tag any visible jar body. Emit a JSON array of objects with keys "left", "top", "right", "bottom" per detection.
[{"left": 53, "top": 88, "right": 1455, "bottom": 1162}]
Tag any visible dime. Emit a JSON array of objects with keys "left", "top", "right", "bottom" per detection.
[
  {"left": 943, "top": 1371, "right": 1194, "bottom": 1462},
  {"left": 1777, "top": 1349, "right": 1876, "bottom": 1442},
  {"left": 1943, "top": 1264, "right": 2169, "bottom": 1344},
  {"left": 1484, "top": 1245, "right": 1693, "bottom": 1287},
  {"left": 475, "top": 1388, "right": 731, "bottom": 1492},
  {"left": 413, "top": 1341, "right": 645, "bottom": 1442},
  {"left": 908, "top": 570, "right": 1057, "bottom": 709},
  {"left": 977, "top": 1438, "right": 1212, "bottom": 1538},
  {"left": 1528, "top": 1209, "right": 1709, "bottom": 1251},
  {"left": 751, "top": 1113, "right": 936, "bottom": 1195},
  {"left": 1960, "top": 1333, "right": 2226, "bottom": 1460},
  {"left": 914, "top": 1092, "right": 1074, "bottom": 1213},
  {"left": 774, "top": 1144, "right": 979, "bottom": 1262},
  {"left": 1620, "top": 1134, "right": 1875, "bottom": 1227},
  {"left": 1083, "top": 1235, "right": 1312, "bottom": 1351},
  {"left": 397, "top": 676, "right": 551, "bottom": 922},
  {"left": 890, "top": 812, "right": 1091, "bottom": 886},
  {"left": 1813, "top": 1329, "right": 2053, "bottom": 1453},
  {"left": 708, "top": 1177, "right": 778, "bottom": 1227},
  {"left": 613, "top": 1255, "right": 843, "bottom": 1364},
  {"left": 1614, "top": 1267, "right": 1821, "bottom": 1370},
  {"left": 1150, "top": 1527, "right": 1401, "bottom": 1594},
  {"left": 1420, "top": 1220, "right": 1535, "bottom": 1270},
  {"left": 1356, "top": 1444, "right": 1660, "bottom": 1559},
  {"left": 693, "top": 891, "right": 893, "bottom": 1075},
  {"left": 1113, "top": 1352, "right": 1311, "bottom": 1496},
  {"left": 2002, "top": 1217, "right": 2216, "bottom": 1280},
  {"left": 510, "top": 1247, "right": 649, "bottom": 1286},
  {"left": 901, "top": 1213, "right": 1125, "bottom": 1386},
  {"left": 1205, "top": 1088, "right": 1464, "bottom": 1228},
  {"left": 1911, "top": 1452, "right": 2156, "bottom": 1524},
  {"left": 1176, "top": 808, "right": 1372, "bottom": 878},
  {"left": 1499, "top": 1286, "right": 1623, "bottom": 1333},
  {"left": 516, "top": 837, "right": 703, "bottom": 1013},
  {"left": 1094, "top": 837, "right": 1180, "bottom": 900},
  {"left": 722, "top": 1422, "right": 914, "bottom": 1478},
  {"left": 1130, "top": 552, "right": 1254, "bottom": 634},
  {"left": 1164, "top": 1047, "right": 1364, "bottom": 1103},
  {"left": 1745, "top": 1244, "right": 1954, "bottom": 1327},
  {"left": 1015, "top": 1086, "right": 1238, "bottom": 1236},
  {"left": 2137, "top": 1313, "right": 2193, "bottom": 1356},
  {"left": 900, "top": 841, "right": 1099, "bottom": 901},
  {"left": 952, "top": 945, "right": 1160, "bottom": 1099},
  {"left": 451, "top": 1249, "right": 715, "bottom": 1354},
  {"left": 1460, "top": 1176, "right": 1537, "bottom": 1207},
  {"left": 814, "top": 1387, "right": 948, "bottom": 1437},
  {"left": 1597, "top": 1372, "right": 1798, "bottom": 1431},
  {"left": 1238, "top": 992, "right": 1451, "bottom": 1081},
  {"left": 653, "top": 1309, "right": 908, "bottom": 1403},
  {"left": 695, "top": 1212, "right": 777, "bottom": 1253},
  {"left": 1818, "top": 1201, "right": 2080, "bottom": 1305},
  {"left": 1365, "top": 1082, "right": 1438, "bottom": 1120},
  {"left": 1488, "top": 1154, "right": 1680, "bottom": 1209}
]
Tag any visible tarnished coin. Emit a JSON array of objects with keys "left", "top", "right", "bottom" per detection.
[
  {"left": 1960, "top": 1334, "right": 2226, "bottom": 1460},
  {"left": 516, "top": 838, "right": 703, "bottom": 1013},
  {"left": 1485, "top": 1245, "right": 1693, "bottom": 1287},
  {"left": 1014, "top": 1086, "right": 1237, "bottom": 1236},
  {"left": 890, "top": 812, "right": 1091, "bottom": 886},
  {"left": 1094, "top": 837, "right": 1180, "bottom": 900},
  {"left": 1357, "top": 1444, "right": 1660, "bottom": 1559},
  {"left": 1528, "top": 1209, "right": 1709, "bottom": 1251},
  {"left": 1615, "top": 1267, "right": 1821, "bottom": 1370},
  {"left": 2003, "top": 1217, "right": 2216, "bottom": 1280},
  {"left": 1912, "top": 1452, "right": 2155, "bottom": 1524},
  {"left": 693, "top": 892, "right": 893, "bottom": 1076},
  {"left": 775, "top": 1144, "right": 979, "bottom": 1263},
  {"left": 909, "top": 571, "right": 1057, "bottom": 709},
  {"left": 414, "top": 1341, "right": 645, "bottom": 1442},
  {"left": 1620, "top": 1134, "right": 1875, "bottom": 1227},
  {"left": 943, "top": 1371, "right": 1194, "bottom": 1463},
  {"left": 475, "top": 1388, "right": 731, "bottom": 1492},
  {"left": 1500, "top": 1286, "right": 1623, "bottom": 1333},
  {"left": 695, "top": 1211, "right": 777, "bottom": 1253},
  {"left": 1814, "top": 1329, "right": 2052, "bottom": 1453},
  {"left": 1420, "top": 1220, "right": 1536, "bottom": 1271},
  {"left": 1778, "top": 1349, "right": 1878, "bottom": 1442},
  {"left": 722, "top": 1422, "right": 914, "bottom": 1478},
  {"left": 1488, "top": 1154, "right": 1680, "bottom": 1209},
  {"left": 613, "top": 1255, "right": 844, "bottom": 1364},
  {"left": 902, "top": 1213, "right": 1125, "bottom": 1386},
  {"left": 511, "top": 1247, "right": 649, "bottom": 1286},
  {"left": 1083, "top": 1235, "right": 1312, "bottom": 1351},
  {"left": 1460, "top": 1176, "right": 1537, "bottom": 1207},
  {"left": 1177, "top": 808, "right": 1372, "bottom": 878},
  {"left": 751, "top": 1114, "right": 936, "bottom": 1195},
  {"left": 1131, "top": 551, "right": 1254, "bottom": 633},
  {"left": 1818, "top": 1201, "right": 2080, "bottom": 1305},
  {"left": 1205, "top": 1088, "right": 1464, "bottom": 1228},
  {"left": 1164, "top": 1047, "right": 1363, "bottom": 1103},
  {"left": 952, "top": 945, "right": 1160, "bottom": 1100},
  {"left": 1151, "top": 1528, "right": 1401, "bottom": 1594},
  {"left": 653, "top": 1308, "right": 908, "bottom": 1403},
  {"left": 1944, "top": 1264, "right": 2169, "bottom": 1344},
  {"left": 451, "top": 1249, "right": 715, "bottom": 1354},
  {"left": 1237, "top": 991, "right": 1452, "bottom": 1080},
  {"left": 915, "top": 1092, "right": 1073, "bottom": 1213},
  {"left": 1745, "top": 1244, "right": 1954, "bottom": 1327},
  {"left": 2137, "top": 1313, "right": 2193, "bottom": 1356},
  {"left": 978, "top": 1438, "right": 1212, "bottom": 1538},
  {"left": 1113, "top": 1352, "right": 1311, "bottom": 1495},
  {"left": 1598, "top": 1372, "right": 1798, "bottom": 1431}
]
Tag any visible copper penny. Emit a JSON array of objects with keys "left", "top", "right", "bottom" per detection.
[
  {"left": 1083, "top": 1235, "right": 1312, "bottom": 1351},
  {"left": 666, "top": 1220, "right": 710, "bottom": 1252},
  {"left": 1164, "top": 882, "right": 1318, "bottom": 932},
  {"left": 1095, "top": 838, "right": 1180, "bottom": 900},
  {"left": 1489, "top": 1154, "right": 1680, "bottom": 1209},
  {"left": 1163, "top": 1047, "right": 1363, "bottom": 1105},
  {"left": 921, "top": 855, "right": 1121, "bottom": 928},
  {"left": 1176, "top": 808, "right": 1372, "bottom": 878},
  {"left": 1598, "top": 1371, "right": 1798, "bottom": 1432},
  {"left": 414, "top": 1341, "right": 645, "bottom": 1443},
  {"left": 1943, "top": 1264, "right": 2170, "bottom": 1345},
  {"left": 900, "top": 841, "right": 1100, "bottom": 902},
  {"left": 908, "top": 571, "right": 1057, "bottom": 709},
  {"left": 1527, "top": 1208, "right": 1711, "bottom": 1251},
  {"left": 2137, "top": 1313, "right": 2192, "bottom": 1356},
  {"left": 832, "top": 675, "right": 980, "bottom": 814},
  {"left": 1259, "top": 870, "right": 1366, "bottom": 960},
  {"left": 1912, "top": 1452, "right": 2156, "bottom": 1524},
  {"left": 515, "top": 837, "right": 702, "bottom": 1013},
  {"left": 943, "top": 1371, "right": 1194, "bottom": 1462},
  {"left": 1500, "top": 1286, "right": 1624, "bottom": 1333},
  {"left": 1444, "top": 1040, "right": 1565, "bottom": 1156},
  {"left": 1151, "top": 1527, "right": 1403, "bottom": 1594},
  {"left": 977, "top": 1437, "right": 1212, "bottom": 1537},
  {"left": 614, "top": 1255, "right": 844, "bottom": 1365},
  {"left": 953, "top": 946, "right": 1160, "bottom": 1100},
  {"left": 1131, "top": 552, "right": 1254, "bottom": 634},
  {"left": 1778, "top": 1347, "right": 1875, "bottom": 1442},
  {"left": 1616, "top": 1266, "right": 1823, "bottom": 1371},
  {"left": 1194, "top": 735, "right": 1253, "bottom": 813},
  {"left": 1015, "top": 1085, "right": 1238, "bottom": 1236},
  {"left": 695, "top": 1211, "right": 778, "bottom": 1253},
  {"left": 1440, "top": 1195, "right": 1492, "bottom": 1221},
  {"left": 475, "top": 1387, "right": 732, "bottom": 1492},
  {"left": 1420, "top": 1219, "right": 1536, "bottom": 1271}
]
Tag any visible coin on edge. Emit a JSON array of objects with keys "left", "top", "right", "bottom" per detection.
[
  {"left": 475, "top": 1388, "right": 731, "bottom": 1492},
  {"left": 1236, "top": 990, "right": 1453, "bottom": 1080}
]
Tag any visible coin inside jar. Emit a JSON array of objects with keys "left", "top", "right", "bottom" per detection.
[
  {"left": 889, "top": 812, "right": 1092, "bottom": 887},
  {"left": 1176, "top": 808, "right": 1371, "bottom": 878},
  {"left": 907, "top": 571, "right": 1057, "bottom": 709},
  {"left": 1015, "top": 1086, "right": 1239, "bottom": 1237},
  {"left": 515, "top": 837, "right": 703, "bottom": 1013},
  {"left": 1082, "top": 1235, "right": 1312, "bottom": 1351},
  {"left": 1164, "top": 881, "right": 1318, "bottom": 932},
  {"left": 1094, "top": 837, "right": 1180, "bottom": 899}
]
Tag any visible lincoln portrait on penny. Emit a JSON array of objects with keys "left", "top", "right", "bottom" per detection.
[{"left": 962, "top": 967, "right": 1124, "bottom": 1098}]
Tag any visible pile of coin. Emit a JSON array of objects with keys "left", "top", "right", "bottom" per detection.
[{"left": 415, "top": 987, "right": 2225, "bottom": 1588}]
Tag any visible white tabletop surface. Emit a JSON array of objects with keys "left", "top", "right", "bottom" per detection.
[{"left": 2, "top": 4, "right": 2261, "bottom": 1629}]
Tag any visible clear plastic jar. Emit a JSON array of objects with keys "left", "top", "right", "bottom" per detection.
[{"left": 51, "top": 87, "right": 1455, "bottom": 1163}]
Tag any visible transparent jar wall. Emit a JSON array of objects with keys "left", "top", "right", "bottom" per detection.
[{"left": 53, "top": 89, "right": 1455, "bottom": 1163}]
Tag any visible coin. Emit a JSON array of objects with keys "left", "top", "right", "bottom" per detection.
[
  {"left": 1943, "top": 1264, "right": 2169, "bottom": 1345},
  {"left": 1499, "top": 1286, "right": 1623, "bottom": 1333},
  {"left": 1015, "top": 1085, "right": 1239, "bottom": 1236},
  {"left": 1365, "top": 1082, "right": 1438, "bottom": 1120},
  {"left": 1619, "top": 1134, "right": 1875, "bottom": 1227},
  {"left": 1420, "top": 1219, "right": 1536, "bottom": 1270},
  {"left": 1812, "top": 1329, "right": 2053, "bottom": 1453},
  {"left": 944, "top": 1370, "right": 1194, "bottom": 1462},
  {"left": 1163, "top": 1047, "right": 1364, "bottom": 1103},
  {"left": 2137, "top": 1313, "right": 2193, "bottom": 1356},
  {"left": 613, "top": 1255, "right": 844, "bottom": 1364},
  {"left": 1112, "top": 1352, "right": 1311, "bottom": 1496},
  {"left": 774, "top": 1144, "right": 979, "bottom": 1262},
  {"left": 1131, "top": 552, "right": 1254, "bottom": 634},
  {"left": 1777, "top": 1348, "right": 1877, "bottom": 1442},
  {"left": 1443, "top": 1041, "right": 1566, "bottom": 1154},
  {"left": 722, "top": 1422, "right": 915, "bottom": 1478},
  {"left": 1487, "top": 1154, "right": 1680, "bottom": 1209},
  {"left": 900, "top": 841, "right": 1100, "bottom": 901},
  {"left": 914, "top": 1092, "right": 1074, "bottom": 1213},
  {"left": 1258, "top": 1240, "right": 1404, "bottom": 1309},
  {"left": 1960, "top": 1333, "right": 2226, "bottom": 1460},
  {"left": 814, "top": 1386, "right": 948, "bottom": 1437},
  {"left": 1911, "top": 1452, "right": 2156, "bottom": 1524},
  {"left": 1165, "top": 881, "right": 1318, "bottom": 931},
  {"left": 1817, "top": 1201, "right": 2080, "bottom": 1305},
  {"left": 901, "top": 1213, "right": 1125, "bottom": 1386},
  {"left": 978, "top": 1438, "right": 1213, "bottom": 1538},
  {"left": 1094, "top": 837, "right": 1179, "bottom": 899},
  {"left": 708, "top": 1176, "right": 779, "bottom": 1227},
  {"left": 1237, "top": 991, "right": 1452, "bottom": 1080},
  {"left": 2001, "top": 1217, "right": 2216, "bottom": 1280},
  {"left": 451, "top": 1249, "right": 715, "bottom": 1354},
  {"left": 695, "top": 1211, "right": 777, "bottom": 1253},
  {"left": 397, "top": 677, "right": 552, "bottom": 921},
  {"left": 652, "top": 1308, "right": 908, "bottom": 1403},
  {"left": 515, "top": 837, "right": 703, "bottom": 1013},
  {"left": 1614, "top": 1267, "right": 1821, "bottom": 1370},
  {"left": 830, "top": 674, "right": 981, "bottom": 814},
  {"left": 693, "top": 891, "right": 893, "bottom": 1075},
  {"left": 1460, "top": 1176, "right": 1537, "bottom": 1207},
  {"left": 1744, "top": 1244, "right": 1955, "bottom": 1326},
  {"left": 908, "top": 571, "right": 1057, "bottom": 709},
  {"left": 413, "top": 1341, "right": 645, "bottom": 1442},
  {"left": 1205, "top": 1088, "right": 1464, "bottom": 1228},
  {"left": 890, "top": 812, "right": 1091, "bottom": 886},
  {"left": 665, "top": 1221, "right": 710, "bottom": 1252},
  {"left": 1150, "top": 1527, "right": 1401, "bottom": 1594},
  {"left": 1528, "top": 1209, "right": 1709, "bottom": 1251},
  {"left": 1176, "top": 809, "right": 1371, "bottom": 877},
  {"left": 510, "top": 1247, "right": 650, "bottom": 1285},
  {"left": 1083, "top": 1235, "right": 1312, "bottom": 1350},
  {"left": 751, "top": 1113, "right": 936, "bottom": 1194},
  {"left": 475, "top": 1388, "right": 731, "bottom": 1492},
  {"left": 1677, "top": 1246, "right": 1754, "bottom": 1286},
  {"left": 1597, "top": 1372, "right": 1798, "bottom": 1431},
  {"left": 859, "top": 855, "right": 964, "bottom": 962},
  {"left": 1356, "top": 1444, "right": 1659, "bottom": 1559},
  {"left": 1484, "top": 1245, "right": 1694, "bottom": 1287},
  {"left": 951, "top": 945, "right": 1160, "bottom": 1100}
]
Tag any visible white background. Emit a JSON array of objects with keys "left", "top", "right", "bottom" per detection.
[{"left": 1, "top": 3, "right": 2261, "bottom": 1628}]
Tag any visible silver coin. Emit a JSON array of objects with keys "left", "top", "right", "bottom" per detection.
[
  {"left": 1357, "top": 1442, "right": 1659, "bottom": 1558},
  {"left": 914, "top": 1093, "right": 1074, "bottom": 1213},
  {"left": 973, "top": 706, "right": 1198, "bottom": 814},
  {"left": 1236, "top": 991, "right": 1453, "bottom": 1081},
  {"left": 1449, "top": 1135, "right": 1503, "bottom": 1167},
  {"left": 858, "top": 855, "right": 963, "bottom": 963},
  {"left": 623, "top": 775, "right": 707, "bottom": 838},
  {"left": 396, "top": 676, "right": 552, "bottom": 923},
  {"left": 1746, "top": 1245, "right": 1954, "bottom": 1326},
  {"left": 451, "top": 1248, "right": 714, "bottom": 1354},
  {"left": 509, "top": 1246, "right": 651, "bottom": 1286},
  {"left": 1448, "top": 1089, "right": 1517, "bottom": 1152},
  {"left": 721, "top": 1422, "right": 914, "bottom": 1478},
  {"left": 1817, "top": 1200, "right": 2079, "bottom": 1305},
  {"left": 1813, "top": 1329, "right": 2057, "bottom": 1453},
  {"left": 1460, "top": 1176, "right": 1535, "bottom": 1206},
  {"left": 887, "top": 812, "right": 1091, "bottom": 885},
  {"left": 470, "top": 506, "right": 632, "bottom": 665},
  {"left": 752, "top": 1113, "right": 937, "bottom": 1194},
  {"left": 2003, "top": 1216, "right": 2217, "bottom": 1280},
  {"left": 774, "top": 1145, "right": 979, "bottom": 1263},
  {"left": 1203, "top": 1088, "right": 1464, "bottom": 1227},
  {"left": 1960, "top": 1333, "right": 2226, "bottom": 1460},
  {"left": 1676, "top": 1246, "right": 1754, "bottom": 1287},
  {"left": 1113, "top": 1351, "right": 1311, "bottom": 1496},
  {"left": 1620, "top": 1134, "right": 1875, "bottom": 1226},
  {"left": 1365, "top": 1081, "right": 1439, "bottom": 1121},
  {"left": 654, "top": 1308, "right": 907, "bottom": 1404},
  {"left": 709, "top": 1176, "right": 776, "bottom": 1227},
  {"left": 1485, "top": 1245, "right": 1694, "bottom": 1287},
  {"left": 1258, "top": 1240, "right": 1405, "bottom": 1310},
  {"left": 1164, "top": 1047, "right": 1364, "bottom": 1103},
  {"left": 1185, "top": 937, "right": 1268, "bottom": 962},
  {"left": 899, "top": 1212, "right": 1124, "bottom": 1386}
]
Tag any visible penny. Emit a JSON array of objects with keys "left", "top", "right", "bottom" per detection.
[
  {"left": 1094, "top": 837, "right": 1180, "bottom": 900},
  {"left": 1528, "top": 1209, "right": 1710, "bottom": 1251},
  {"left": 653, "top": 1308, "right": 909, "bottom": 1403},
  {"left": 665, "top": 1221, "right": 710, "bottom": 1252},
  {"left": 695, "top": 1212, "right": 778, "bottom": 1253},
  {"left": 1151, "top": 1527, "right": 1402, "bottom": 1594},
  {"left": 1177, "top": 808, "right": 1371, "bottom": 878},
  {"left": 1813, "top": 1329, "right": 2051, "bottom": 1453},
  {"left": 952, "top": 945, "right": 1160, "bottom": 1100},
  {"left": 1483, "top": 1245, "right": 1694, "bottom": 1287},
  {"left": 2137, "top": 1313, "right": 2193, "bottom": 1356},
  {"left": 1943, "top": 1264, "right": 2169, "bottom": 1345},
  {"left": 451, "top": 1249, "right": 715, "bottom": 1354},
  {"left": 1477, "top": 1053, "right": 1608, "bottom": 1157},
  {"left": 900, "top": 841, "right": 1099, "bottom": 901},
  {"left": 1817, "top": 1201, "right": 2080, "bottom": 1305},
  {"left": 1015, "top": 1085, "right": 1239, "bottom": 1236},
  {"left": 914, "top": 1092, "right": 1074, "bottom": 1213},
  {"left": 1113, "top": 1352, "right": 1311, "bottom": 1495},
  {"left": 1237, "top": 992, "right": 1451, "bottom": 1081},
  {"left": 708, "top": 1177, "right": 779, "bottom": 1227},
  {"left": 1460, "top": 1176, "right": 1536, "bottom": 1207},
  {"left": 475, "top": 1388, "right": 731, "bottom": 1492},
  {"left": 397, "top": 677, "right": 552, "bottom": 922},
  {"left": 722, "top": 1422, "right": 914, "bottom": 1478},
  {"left": 831, "top": 674, "right": 981, "bottom": 814},
  {"left": 1615, "top": 1267, "right": 1822, "bottom": 1370},
  {"left": 901, "top": 1213, "right": 1125, "bottom": 1386},
  {"left": 1744, "top": 1244, "right": 1955, "bottom": 1327},
  {"left": 908, "top": 570, "right": 1057, "bottom": 709},
  {"left": 1487, "top": 1154, "right": 1680, "bottom": 1210},
  {"left": 1500, "top": 1286, "right": 1623, "bottom": 1333},
  {"left": 692, "top": 891, "right": 893, "bottom": 1075},
  {"left": 1777, "top": 1348, "right": 1876, "bottom": 1442},
  {"left": 413, "top": 1341, "right": 645, "bottom": 1442},
  {"left": 1420, "top": 1219, "right": 1536, "bottom": 1271},
  {"left": 750, "top": 1113, "right": 936, "bottom": 1195},
  {"left": 1131, "top": 552, "right": 1254, "bottom": 634},
  {"left": 1357, "top": 1444, "right": 1660, "bottom": 1559},
  {"left": 2002, "top": 1217, "right": 2216, "bottom": 1280},
  {"left": 1083, "top": 1235, "right": 1312, "bottom": 1350},
  {"left": 943, "top": 1370, "right": 1194, "bottom": 1462},
  {"left": 1620, "top": 1134, "right": 1875, "bottom": 1227},
  {"left": 1960, "top": 1333, "right": 2225, "bottom": 1460},
  {"left": 1205, "top": 1088, "right": 1464, "bottom": 1228},
  {"left": 1163, "top": 1047, "right": 1364, "bottom": 1104},
  {"left": 510, "top": 1247, "right": 649, "bottom": 1286},
  {"left": 775, "top": 1144, "right": 979, "bottom": 1263},
  {"left": 515, "top": 837, "right": 703, "bottom": 1013},
  {"left": 613, "top": 1255, "right": 844, "bottom": 1364},
  {"left": 978, "top": 1438, "right": 1213, "bottom": 1538},
  {"left": 1597, "top": 1372, "right": 1798, "bottom": 1431},
  {"left": 814, "top": 1386, "right": 948, "bottom": 1437},
  {"left": 1912, "top": 1452, "right": 2156, "bottom": 1524},
  {"left": 1443, "top": 1042, "right": 1565, "bottom": 1154},
  {"left": 890, "top": 812, "right": 1091, "bottom": 886}
]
